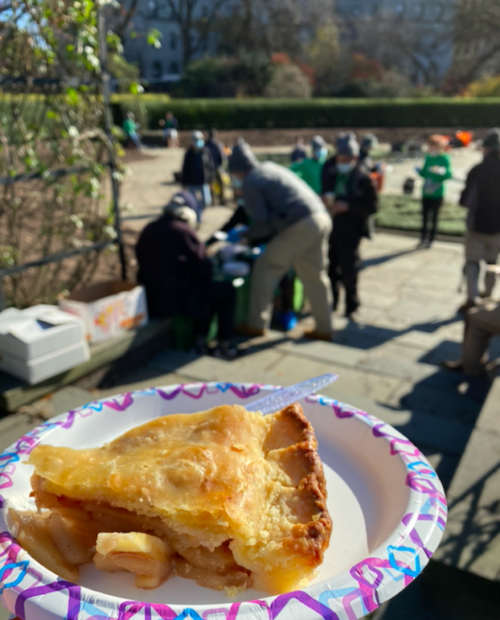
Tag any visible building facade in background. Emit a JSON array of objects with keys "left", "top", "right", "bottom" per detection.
[
  {"left": 448, "top": 0, "right": 500, "bottom": 87},
  {"left": 121, "top": 0, "right": 500, "bottom": 91},
  {"left": 121, "top": 0, "right": 228, "bottom": 87},
  {"left": 336, "top": 0, "right": 457, "bottom": 87},
  {"left": 122, "top": 1, "right": 184, "bottom": 86}
]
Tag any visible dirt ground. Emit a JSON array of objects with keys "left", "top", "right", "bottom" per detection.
[{"left": 143, "top": 127, "right": 490, "bottom": 149}]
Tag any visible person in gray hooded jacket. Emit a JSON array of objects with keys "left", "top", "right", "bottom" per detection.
[{"left": 228, "top": 140, "right": 333, "bottom": 340}]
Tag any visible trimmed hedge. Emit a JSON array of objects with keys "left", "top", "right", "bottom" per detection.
[{"left": 109, "top": 97, "right": 500, "bottom": 130}]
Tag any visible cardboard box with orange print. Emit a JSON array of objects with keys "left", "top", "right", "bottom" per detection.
[{"left": 59, "top": 281, "right": 148, "bottom": 343}]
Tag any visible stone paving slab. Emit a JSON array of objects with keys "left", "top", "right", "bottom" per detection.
[
  {"left": 277, "top": 339, "right": 367, "bottom": 367},
  {"left": 389, "top": 381, "right": 481, "bottom": 425},
  {"left": 151, "top": 348, "right": 285, "bottom": 386},
  {"left": 0, "top": 412, "right": 41, "bottom": 453},
  {"left": 97, "top": 370, "right": 190, "bottom": 399},
  {"left": 433, "top": 496, "right": 500, "bottom": 582},
  {"left": 446, "top": 428, "right": 500, "bottom": 509},
  {"left": 476, "top": 377, "right": 500, "bottom": 434},
  {"left": 330, "top": 387, "right": 471, "bottom": 458}
]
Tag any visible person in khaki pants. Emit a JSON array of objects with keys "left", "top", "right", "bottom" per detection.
[
  {"left": 227, "top": 140, "right": 333, "bottom": 340},
  {"left": 443, "top": 298, "right": 500, "bottom": 376},
  {"left": 459, "top": 128, "right": 500, "bottom": 314}
]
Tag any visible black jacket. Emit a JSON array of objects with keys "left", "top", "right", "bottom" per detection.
[
  {"left": 460, "top": 152, "right": 500, "bottom": 234},
  {"left": 322, "top": 160, "right": 378, "bottom": 238},
  {"left": 322, "top": 161, "right": 377, "bottom": 216},
  {"left": 182, "top": 147, "right": 216, "bottom": 186},
  {"left": 206, "top": 139, "right": 226, "bottom": 169},
  {"left": 136, "top": 216, "right": 212, "bottom": 320}
]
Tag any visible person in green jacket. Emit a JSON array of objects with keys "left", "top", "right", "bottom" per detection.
[
  {"left": 290, "top": 135, "right": 328, "bottom": 194},
  {"left": 122, "top": 111, "right": 142, "bottom": 151},
  {"left": 416, "top": 134, "right": 452, "bottom": 247}
]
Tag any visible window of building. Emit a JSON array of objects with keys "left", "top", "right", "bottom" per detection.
[
  {"left": 152, "top": 60, "right": 162, "bottom": 79},
  {"left": 431, "top": 3, "right": 444, "bottom": 19},
  {"left": 201, "top": 4, "right": 209, "bottom": 20},
  {"left": 169, "top": 61, "right": 180, "bottom": 75},
  {"left": 147, "top": 0, "right": 157, "bottom": 16},
  {"left": 170, "top": 33, "right": 178, "bottom": 50},
  {"left": 395, "top": 2, "right": 406, "bottom": 18},
  {"left": 350, "top": 4, "right": 362, "bottom": 16},
  {"left": 413, "top": 3, "right": 423, "bottom": 18}
]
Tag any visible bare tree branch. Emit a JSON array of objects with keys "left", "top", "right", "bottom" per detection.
[{"left": 114, "top": 0, "right": 140, "bottom": 40}]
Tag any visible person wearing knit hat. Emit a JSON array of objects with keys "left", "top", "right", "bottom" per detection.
[
  {"left": 359, "top": 133, "right": 379, "bottom": 173},
  {"left": 228, "top": 140, "right": 334, "bottom": 341},
  {"left": 181, "top": 131, "right": 216, "bottom": 220},
  {"left": 290, "top": 135, "right": 329, "bottom": 194},
  {"left": 321, "top": 133, "right": 378, "bottom": 321},
  {"left": 454, "top": 128, "right": 500, "bottom": 315},
  {"left": 136, "top": 192, "right": 238, "bottom": 360}
]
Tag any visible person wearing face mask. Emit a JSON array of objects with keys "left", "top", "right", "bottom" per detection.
[
  {"left": 290, "top": 136, "right": 328, "bottom": 194},
  {"left": 181, "top": 131, "right": 216, "bottom": 220},
  {"left": 322, "top": 133, "right": 378, "bottom": 321},
  {"left": 416, "top": 135, "right": 452, "bottom": 248},
  {"left": 228, "top": 139, "right": 334, "bottom": 341}
]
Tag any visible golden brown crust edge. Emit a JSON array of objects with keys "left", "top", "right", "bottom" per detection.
[{"left": 269, "top": 404, "right": 332, "bottom": 565}]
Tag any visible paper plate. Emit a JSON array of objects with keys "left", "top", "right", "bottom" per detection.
[{"left": 0, "top": 382, "right": 447, "bottom": 620}]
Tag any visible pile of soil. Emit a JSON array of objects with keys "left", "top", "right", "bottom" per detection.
[{"left": 142, "top": 127, "right": 489, "bottom": 149}]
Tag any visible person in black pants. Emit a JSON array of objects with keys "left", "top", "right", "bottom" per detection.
[
  {"left": 206, "top": 128, "right": 228, "bottom": 205},
  {"left": 181, "top": 131, "right": 216, "bottom": 220},
  {"left": 136, "top": 193, "right": 237, "bottom": 359},
  {"left": 322, "top": 133, "right": 378, "bottom": 321},
  {"left": 416, "top": 135, "right": 452, "bottom": 248}
]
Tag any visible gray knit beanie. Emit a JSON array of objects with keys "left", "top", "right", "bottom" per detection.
[
  {"left": 311, "top": 135, "right": 326, "bottom": 151},
  {"left": 483, "top": 128, "right": 500, "bottom": 151},
  {"left": 336, "top": 132, "right": 360, "bottom": 157},
  {"left": 228, "top": 139, "right": 258, "bottom": 173}
]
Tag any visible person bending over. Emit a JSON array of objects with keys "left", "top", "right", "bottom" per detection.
[
  {"left": 228, "top": 140, "right": 333, "bottom": 341},
  {"left": 136, "top": 194, "right": 237, "bottom": 359}
]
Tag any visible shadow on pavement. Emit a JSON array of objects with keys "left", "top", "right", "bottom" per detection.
[
  {"left": 437, "top": 461, "right": 500, "bottom": 572},
  {"left": 371, "top": 560, "right": 500, "bottom": 620},
  {"left": 335, "top": 316, "right": 462, "bottom": 351},
  {"left": 361, "top": 247, "right": 420, "bottom": 270}
]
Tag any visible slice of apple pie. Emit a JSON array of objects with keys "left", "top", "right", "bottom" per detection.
[{"left": 8, "top": 403, "right": 331, "bottom": 595}]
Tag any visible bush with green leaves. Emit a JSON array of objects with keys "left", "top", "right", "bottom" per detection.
[
  {"left": 109, "top": 97, "right": 500, "bottom": 131},
  {"left": 264, "top": 65, "right": 312, "bottom": 99},
  {"left": 175, "top": 53, "right": 273, "bottom": 98}
]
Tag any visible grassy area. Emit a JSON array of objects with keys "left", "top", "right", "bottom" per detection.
[{"left": 376, "top": 195, "right": 466, "bottom": 237}]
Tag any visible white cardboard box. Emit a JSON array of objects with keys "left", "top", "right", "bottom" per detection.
[
  {"left": 0, "top": 305, "right": 89, "bottom": 384},
  {"left": 58, "top": 281, "right": 148, "bottom": 343},
  {"left": 0, "top": 306, "right": 86, "bottom": 361},
  {"left": 0, "top": 340, "right": 90, "bottom": 384}
]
